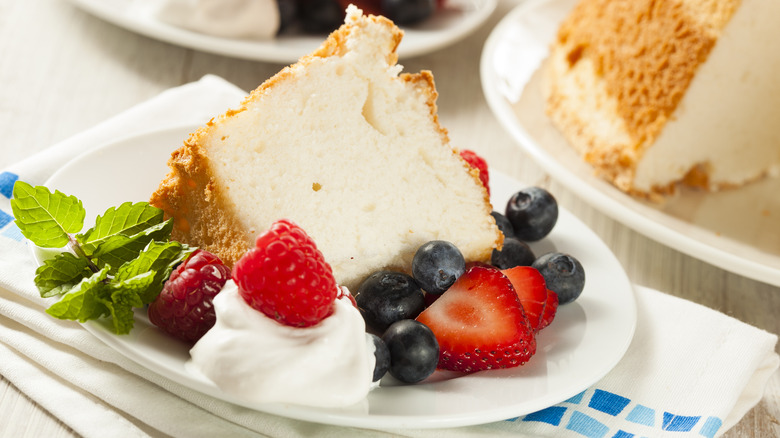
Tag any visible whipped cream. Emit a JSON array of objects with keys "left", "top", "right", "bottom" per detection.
[
  {"left": 146, "top": 0, "right": 280, "bottom": 40},
  {"left": 190, "top": 281, "right": 375, "bottom": 407}
]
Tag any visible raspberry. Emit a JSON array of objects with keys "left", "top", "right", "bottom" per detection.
[
  {"left": 232, "top": 219, "right": 338, "bottom": 327},
  {"left": 459, "top": 149, "right": 490, "bottom": 195},
  {"left": 148, "top": 249, "right": 230, "bottom": 342}
]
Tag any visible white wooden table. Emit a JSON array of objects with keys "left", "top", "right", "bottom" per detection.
[{"left": 1, "top": 0, "right": 778, "bottom": 436}]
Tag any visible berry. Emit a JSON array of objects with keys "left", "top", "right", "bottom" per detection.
[
  {"left": 459, "top": 149, "right": 490, "bottom": 195},
  {"left": 298, "top": 0, "right": 343, "bottom": 34},
  {"left": 505, "top": 187, "right": 558, "bottom": 241},
  {"left": 491, "top": 211, "right": 514, "bottom": 239},
  {"left": 491, "top": 237, "right": 535, "bottom": 269},
  {"left": 337, "top": 0, "right": 382, "bottom": 15},
  {"left": 532, "top": 252, "right": 585, "bottom": 305},
  {"left": 148, "top": 249, "right": 230, "bottom": 343},
  {"left": 381, "top": 0, "right": 436, "bottom": 25},
  {"left": 232, "top": 219, "right": 338, "bottom": 327},
  {"left": 501, "top": 266, "right": 548, "bottom": 332},
  {"left": 538, "top": 289, "right": 558, "bottom": 331},
  {"left": 355, "top": 271, "right": 426, "bottom": 333},
  {"left": 416, "top": 266, "right": 536, "bottom": 373},
  {"left": 368, "top": 333, "right": 391, "bottom": 382},
  {"left": 382, "top": 319, "right": 439, "bottom": 383},
  {"left": 277, "top": 0, "right": 299, "bottom": 33},
  {"left": 412, "top": 240, "right": 465, "bottom": 295}
]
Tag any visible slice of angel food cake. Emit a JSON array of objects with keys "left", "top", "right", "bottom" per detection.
[{"left": 150, "top": 6, "right": 502, "bottom": 292}]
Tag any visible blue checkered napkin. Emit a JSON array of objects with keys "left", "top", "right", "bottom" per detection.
[{"left": 0, "top": 76, "right": 777, "bottom": 438}]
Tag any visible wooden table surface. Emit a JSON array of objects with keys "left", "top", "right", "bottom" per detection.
[{"left": 1, "top": 0, "right": 778, "bottom": 436}]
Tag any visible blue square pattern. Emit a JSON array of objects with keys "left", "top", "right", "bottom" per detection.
[
  {"left": 626, "top": 404, "right": 655, "bottom": 427},
  {"left": 0, "top": 172, "right": 18, "bottom": 199},
  {"left": 699, "top": 417, "right": 722, "bottom": 438},
  {"left": 2, "top": 222, "right": 24, "bottom": 241},
  {"left": 589, "top": 389, "right": 631, "bottom": 416},
  {"left": 567, "top": 411, "right": 610, "bottom": 438},
  {"left": 662, "top": 413, "right": 700, "bottom": 432},
  {"left": 0, "top": 209, "right": 13, "bottom": 229}
]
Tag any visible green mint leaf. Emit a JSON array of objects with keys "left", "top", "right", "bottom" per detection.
[
  {"left": 46, "top": 267, "right": 110, "bottom": 322},
  {"left": 10, "top": 181, "right": 86, "bottom": 248},
  {"left": 78, "top": 202, "right": 165, "bottom": 255},
  {"left": 34, "top": 251, "right": 92, "bottom": 298},
  {"left": 91, "top": 219, "right": 174, "bottom": 274},
  {"left": 101, "top": 272, "right": 156, "bottom": 335},
  {"left": 114, "top": 240, "right": 194, "bottom": 304}
]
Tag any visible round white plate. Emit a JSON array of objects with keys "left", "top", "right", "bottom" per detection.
[
  {"left": 42, "top": 125, "right": 636, "bottom": 429},
  {"left": 481, "top": 0, "right": 780, "bottom": 288},
  {"left": 65, "top": 0, "right": 497, "bottom": 63}
]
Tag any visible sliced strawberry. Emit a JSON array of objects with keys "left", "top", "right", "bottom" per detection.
[
  {"left": 501, "top": 266, "right": 548, "bottom": 332},
  {"left": 416, "top": 266, "right": 536, "bottom": 373},
  {"left": 538, "top": 289, "right": 558, "bottom": 331},
  {"left": 459, "top": 149, "right": 490, "bottom": 195}
]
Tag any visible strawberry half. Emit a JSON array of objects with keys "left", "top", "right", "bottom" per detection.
[
  {"left": 502, "top": 266, "right": 548, "bottom": 332},
  {"left": 416, "top": 266, "right": 536, "bottom": 373},
  {"left": 538, "top": 289, "right": 559, "bottom": 331},
  {"left": 459, "top": 149, "right": 490, "bottom": 195}
]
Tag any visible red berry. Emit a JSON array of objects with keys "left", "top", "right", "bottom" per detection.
[
  {"left": 502, "top": 266, "right": 548, "bottom": 332},
  {"left": 232, "top": 219, "right": 338, "bottom": 328},
  {"left": 148, "top": 249, "right": 231, "bottom": 342},
  {"left": 416, "top": 266, "right": 536, "bottom": 373},
  {"left": 459, "top": 149, "right": 490, "bottom": 195},
  {"left": 538, "top": 289, "right": 559, "bottom": 331}
]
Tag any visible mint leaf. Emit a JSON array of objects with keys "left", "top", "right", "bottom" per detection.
[
  {"left": 102, "top": 271, "right": 156, "bottom": 334},
  {"left": 46, "top": 267, "right": 110, "bottom": 322},
  {"left": 78, "top": 202, "right": 165, "bottom": 255},
  {"left": 91, "top": 219, "right": 174, "bottom": 274},
  {"left": 11, "top": 181, "right": 86, "bottom": 248},
  {"left": 115, "top": 240, "right": 193, "bottom": 304},
  {"left": 34, "top": 251, "right": 92, "bottom": 298}
]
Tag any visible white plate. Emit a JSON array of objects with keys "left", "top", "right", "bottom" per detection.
[
  {"left": 64, "top": 0, "right": 497, "bottom": 63},
  {"left": 481, "top": 0, "right": 780, "bottom": 288},
  {"left": 41, "top": 125, "right": 636, "bottom": 429}
]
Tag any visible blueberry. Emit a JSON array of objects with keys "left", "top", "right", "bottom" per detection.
[
  {"left": 412, "top": 241, "right": 465, "bottom": 295},
  {"left": 382, "top": 320, "right": 439, "bottom": 384},
  {"left": 355, "top": 271, "right": 426, "bottom": 333},
  {"left": 298, "top": 0, "right": 342, "bottom": 34},
  {"left": 491, "top": 237, "right": 535, "bottom": 269},
  {"left": 381, "top": 0, "right": 435, "bottom": 25},
  {"left": 532, "top": 252, "right": 585, "bottom": 305},
  {"left": 367, "top": 333, "right": 391, "bottom": 382},
  {"left": 491, "top": 211, "right": 515, "bottom": 239},
  {"left": 505, "top": 187, "right": 558, "bottom": 242},
  {"left": 277, "top": 0, "right": 298, "bottom": 33}
]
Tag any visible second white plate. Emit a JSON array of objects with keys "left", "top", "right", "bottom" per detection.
[
  {"left": 65, "top": 0, "right": 497, "bottom": 63},
  {"left": 481, "top": 0, "right": 780, "bottom": 287},
  {"left": 41, "top": 124, "right": 636, "bottom": 429}
]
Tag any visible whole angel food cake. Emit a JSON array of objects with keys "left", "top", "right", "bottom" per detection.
[
  {"left": 150, "top": 6, "right": 502, "bottom": 290},
  {"left": 543, "top": 0, "right": 780, "bottom": 199}
]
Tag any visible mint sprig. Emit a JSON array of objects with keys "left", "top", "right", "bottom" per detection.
[{"left": 11, "top": 181, "right": 194, "bottom": 334}]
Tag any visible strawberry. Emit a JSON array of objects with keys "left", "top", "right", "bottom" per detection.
[
  {"left": 232, "top": 219, "right": 338, "bottom": 327},
  {"left": 538, "top": 289, "right": 558, "bottom": 331},
  {"left": 502, "top": 266, "right": 548, "bottom": 332},
  {"left": 459, "top": 149, "right": 490, "bottom": 195},
  {"left": 337, "top": 0, "right": 382, "bottom": 16},
  {"left": 416, "top": 266, "right": 536, "bottom": 373}
]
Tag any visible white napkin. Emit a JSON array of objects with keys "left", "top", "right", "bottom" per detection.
[{"left": 0, "top": 76, "right": 777, "bottom": 438}]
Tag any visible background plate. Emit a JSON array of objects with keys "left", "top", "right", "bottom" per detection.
[
  {"left": 64, "top": 0, "right": 497, "bottom": 63},
  {"left": 42, "top": 125, "right": 636, "bottom": 429},
  {"left": 481, "top": 0, "right": 780, "bottom": 287}
]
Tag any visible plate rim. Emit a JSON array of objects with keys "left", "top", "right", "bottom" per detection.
[
  {"left": 479, "top": 0, "right": 780, "bottom": 288},
  {"left": 64, "top": 0, "right": 498, "bottom": 63},
  {"left": 40, "top": 124, "right": 637, "bottom": 429}
]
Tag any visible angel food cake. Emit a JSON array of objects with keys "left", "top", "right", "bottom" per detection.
[
  {"left": 543, "top": 0, "right": 780, "bottom": 199},
  {"left": 150, "top": 6, "right": 502, "bottom": 290}
]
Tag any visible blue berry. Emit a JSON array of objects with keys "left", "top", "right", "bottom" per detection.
[
  {"left": 412, "top": 240, "right": 465, "bottom": 295},
  {"left": 298, "top": 0, "right": 342, "bottom": 34},
  {"left": 505, "top": 187, "right": 558, "bottom": 242},
  {"left": 381, "top": 0, "right": 435, "bottom": 25},
  {"left": 382, "top": 319, "right": 439, "bottom": 384},
  {"left": 367, "top": 333, "right": 391, "bottom": 382},
  {"left": 491, "top": 237, "right": 535, "bottom": 269},
  {"left": 532, "top": 252, "right": 585, "bottom": 305},
  {"left": 491, "top": 211, "right": 515, "bottom": 239},
  {"left": 355, "top": 271, "right": 425, "bottom": 333}
]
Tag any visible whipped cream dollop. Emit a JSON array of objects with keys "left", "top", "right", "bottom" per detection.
[
  {"left": 145, "top": 0, "right": 280, "bottom": 40},
  {"left": 190, "top": 281, "right": 375, "bottom": 407}
]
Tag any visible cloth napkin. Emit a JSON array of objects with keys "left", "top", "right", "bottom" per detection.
[{"left": 0, "top": 75, "right": 777, "bottom": 438}]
